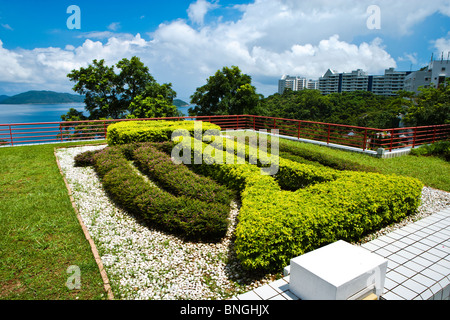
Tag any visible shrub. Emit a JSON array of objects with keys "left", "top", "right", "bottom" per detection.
[
  {"left": 91, "top": 143, "right": 231, "bottom": 242},
  {"left": 410, "top": 140, "right": 450, "bottom": 162},
  {"left": 74, "top": 150, "right": 99, "bottom": 167},
  {"left": 132, "top": 143, "right": 234, "bottom": 205},
  {"left": 269, "top": 139, "right": 380, "bottom": 172},
  {"left": 175, "top": 135, "right": 423, "bottom": 271},
  {"left": 106, "top": 120, "right": 221, "bottom": 145}
]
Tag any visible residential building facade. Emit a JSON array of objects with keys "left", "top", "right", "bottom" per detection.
[
  {"left": 404, "top": 58, "right": 449, "bottom": 93},
  {"left": 278, "top": 75, "right": 319, "bottom": 94},
  {"left": 318, "top": 68, "right": 411, "bottom": 96}
]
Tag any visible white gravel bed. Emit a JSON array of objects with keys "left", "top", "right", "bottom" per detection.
[{"left": 55, "top": 144, "right": 450, "bottom": 300}]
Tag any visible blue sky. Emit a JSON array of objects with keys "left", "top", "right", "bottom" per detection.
[{"left": 0, "top": 0, "right": 449, "bottom": 100}]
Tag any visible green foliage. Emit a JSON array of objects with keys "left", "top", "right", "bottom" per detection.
[
  {"left": 177, "top": 135, "right": 423, "bottom": 271},
  {"left": 106, "top": 120, "right": 221, "bottom": 145},
  {"left": 66, "top": 56, "right": 178, "bottom": 120},
  {"left": 260, "top": 90, "right": 402, "bottom": 129},
  {"left": 127, "top": 94, "right": 181, "bottom": 119},
  {"left": 403, "top": 79, "right": 450, "bottom": 126},
  {"left": 189, "top": 66, "right": 262, "bottom": 116},
  {"left": 410, "top": 140, "right": 450, "bottom": 161},
  {"left": 273, "top": 139, "right": 380, "bottom": 173},
  {"left": 91, "top": 143, "right": 231, "bottom": 242},
  {"left": 67, "top": 58, "right": 124, "bottom": 119},
  {"left": 60, "top": 107, "right": 87, "bottom": 122},
  {"left": 74, "top": 150, "right": 99, "bottom": 167},
  {"left": 133, "top": 143, "right": 234, "bottom": 205}
]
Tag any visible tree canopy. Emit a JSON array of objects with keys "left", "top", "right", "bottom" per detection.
[
  {"left": 65, "top": 58, "right": 449, "bottom": 128},
  {"left": 189, "top": 66, "right": 262, "bottom": 116},
  {"left": 403, "top": 78, "right": 450, "bottom": 126},
  {"left": 64, "top": 56, "right": 181, "bottom": 121}
]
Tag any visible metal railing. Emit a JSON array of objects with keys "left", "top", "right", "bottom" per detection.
[{"left": 1, "top": 115, "right": 449, "bottom": 152}]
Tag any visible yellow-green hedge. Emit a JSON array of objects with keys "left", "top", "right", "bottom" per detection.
[
  {"left": 177, "top": 136, "right": 423, "bottom": 271},
  {"left": 107, "top": 120, "right": 221, "bottom": 145}
]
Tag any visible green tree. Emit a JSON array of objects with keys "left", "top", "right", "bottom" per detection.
[
  {"left": 65, "top": 56, "right": 179, "bottom": 120},
  {"left": 67, "top": 59, "right": 123, "bottom": 119},
  {"left": 262, "top": 89, "right": 332, "bottom": 122},
  {"left": 189, "top": 66, "right": 261, "bottom": 116},
  {"left": 404, "top": 79, "right": 450, "bottom": 126},
  {"left": 60, "top": 108, "right": 87, "bottom": 121},
  {"left": 127, "top": 94, "right": 181, "bottom": 119}
]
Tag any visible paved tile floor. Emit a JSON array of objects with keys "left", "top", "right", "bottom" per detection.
[{"left": 231, "top": 207, "right": 450, "bottom": 300}]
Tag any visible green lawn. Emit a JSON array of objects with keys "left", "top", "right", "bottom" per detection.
[{"left": 0, "top": 141, "right": 107, "bottom": 300}]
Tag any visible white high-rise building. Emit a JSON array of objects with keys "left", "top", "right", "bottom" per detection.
[
  {"left": 319, "top": 68, "right": 411, "bottom": 96},
  {"left": 404, "top": 56, "right": 450, "bottom": 93},
  {"left": 278, "top": 75, "right": 319, "bottom": 94}
]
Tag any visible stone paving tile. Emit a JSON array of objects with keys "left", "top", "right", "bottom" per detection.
[{"left": 253, "top": 284, "right": 280, "bottom": 300}]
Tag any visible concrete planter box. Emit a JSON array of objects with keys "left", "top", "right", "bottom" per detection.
[{"left": 289, "top": 240, "right": 388, "bottom": 300}]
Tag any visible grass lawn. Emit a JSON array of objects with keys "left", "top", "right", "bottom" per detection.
[{"left": 0, "top": 141, "right": 107, "bottom": 300}]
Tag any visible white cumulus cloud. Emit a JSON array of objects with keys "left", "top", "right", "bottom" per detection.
[
  {"left": 187, "top": 0, "right": 218, "bottom": 25},
  {"left": 1, "top": 0, "right": 449, "bottom": 98}
]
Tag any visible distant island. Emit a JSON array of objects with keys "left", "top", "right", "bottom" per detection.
[
  {"left": 0, "top": 90, "right": 190, "bottom": 107},
  {"left": 173, "top": 99, "right": 189, "bottom": 107},
  {"left": 0, "top": 90, "right": 85, "bottom": 104}
]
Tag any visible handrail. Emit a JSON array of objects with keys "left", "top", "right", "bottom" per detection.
[{"left": 0, "top": 115, "right": 449, "bottom": 152}]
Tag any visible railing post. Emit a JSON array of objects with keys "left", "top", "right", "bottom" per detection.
[
  {"left": 236, "top": 115, "right": 239, "bottom": 129},
  {"left": 297, "top": 121, "right": 301, "bottom": 140},
  {"left": 59, "top": 123, "right": 63, "bottom": 142},
  {"left": 363, "top": 129, "right": 367, "bottom": 151},
  {"left": 9, "top": 125, "right": 13, "bottom": 146},
  {"left": 389, "top": 129, "right": 394, "bottom": 152},
  {"left": 103, "top": 121, "right": 107, "bottom": 140},
  {"left": 273, "top": 118, "right": 277, "bottom": 130},
  {"left": 432, "top": 126, "right": 436, "bottom": 144},
  {"left": 327, "top": 124, "right": 331, "bottom": 145},
  {"left": 253, "top": 116, "right": 256, "bottom": 131},
  {"left": 412, "top": 128, "right": 417, "bottom": 148}
]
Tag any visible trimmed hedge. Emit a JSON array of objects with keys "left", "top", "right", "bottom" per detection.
[
  {"left": 74, "top": 150, "right": 99, "bottom": 167},
  {"left": 77, "top": 121, "right": 424, "bottom": 271},
  {"left": 89, "top": 142, "right": 232, "bottom": 242},
  {"left": 175, "top": 135, "right": 423, "bottom": 271},
  {"left": 107, "top": 120, "right": 221, "bottom": 146},
  {"left": 132, "top": 143, "right": 234, "bottom": 205}
]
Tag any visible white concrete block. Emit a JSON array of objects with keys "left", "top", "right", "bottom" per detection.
[{"left": 289, "top": 240, "right": 388, "bottom": 300}]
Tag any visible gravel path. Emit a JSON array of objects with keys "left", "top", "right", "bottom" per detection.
[{"left": 55, "top": 144, "right": 450, "bottom": 300}]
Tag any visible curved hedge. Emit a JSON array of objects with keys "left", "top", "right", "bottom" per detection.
[
  {"left": 78, "top": 119, "right": 424, "bottom": 271},
  {"left": 107, "top": 120, "right": 221, "bottom": 146},
  {"left": 176, "top": 136, "right": 423, "bottom": 271},
  {"left": 89, "top": 142, "right": 233, "bottom": 242}
]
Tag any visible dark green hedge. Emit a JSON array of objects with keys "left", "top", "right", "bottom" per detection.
[{"left": 89, "top": 143, "right": 232, "bottom": 242}]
